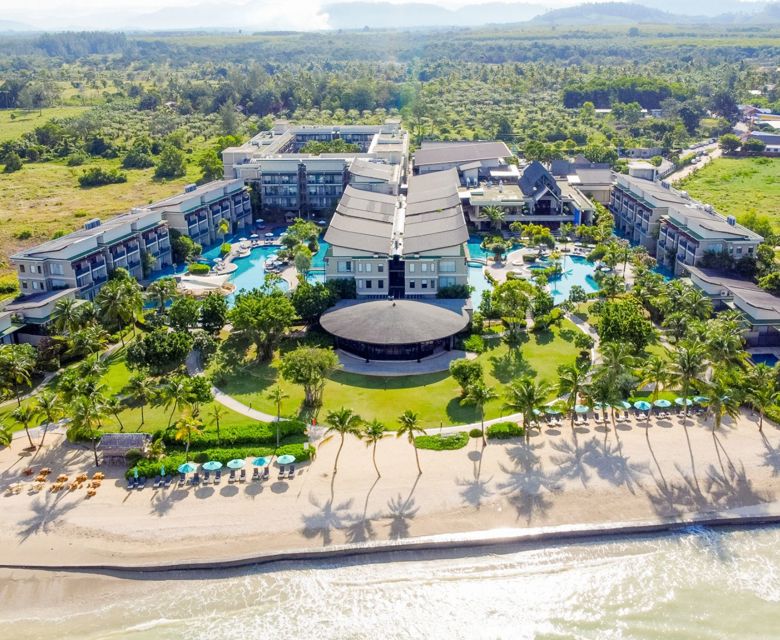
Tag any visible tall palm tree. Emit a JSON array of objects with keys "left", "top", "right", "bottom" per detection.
[
  {"left": 157, "top": 376, "right": 191, "bottom": 428},
  {"left": 640, "top": 355, "right": 668, "bottom": 402},
  {"left": 559, "top": 222, "right": 575, "bottom": 251},
  {"left": 746, "top": 363, "right": 778, "bottom": 432},
  {"left": 145, "top": 277, "right": 178, "bottom": 316},
  {"left": 670, "top": 341, "right": 708, "bottom": 420},
  {"left": 53, "top": 297, "right": 82, "bottom": 335},
  {"left": 267, "top": 384, "right": 289, "bottom": 447},
  {"left": 12, "top": 404, "right": 37, "bottom": 449},
  {"left": 80, "top": 354, "right": 108, "bottom": 380},
  {"left": 480, "top": 205, "right": 505, "bottom": 232},
  {"left": 96, "top": 279, "right": 143, "bottom": 344},
  {"left": 558, "top": 361, "right": 587, "bottom": 429},
  {"left": 102, "top": 396, "right": 126, "bottom": 432},
  {"left": 34, "top": 390, "right": 62, "bottom": 449},
  {"left": 324, "top": 407, "right": 364, "bottom": 474},
  {"left": 600, "top": 342, "right": 636, "bottom": 380},
  {"left": 67, "top": 324, "right": 109, "bottom": 358},
  {"left": 704, "top": 370, "right": 743, "bottom": 432},
  {"left": 397, "top": 409, "right": 426, "bottom": 475},
  {"left": 210, "top": 403, "right": 226, "bottom": 446},
  {"left": 174, "top": 413, "right": 203, "bottom": 460},
  {"left": 504, "top": 376, "right": 553, "bottom": 441},
  {"left": 462, "top": 381, "right": 497, "bottom": 446},
  {"left": 125, "top": 371, "right": 154, "bottom": 425},
  {"left": 67, "top": 396, "right": 106, "bottom": 466},
  {"left": 1, "top": 344, "right": 36, "bottom": 407},
  {"left": 362, "top": 419, "right": 386, "bottom": 477},
  {"left": 0, "top": 422, "right": 12, "bottom": 448}
]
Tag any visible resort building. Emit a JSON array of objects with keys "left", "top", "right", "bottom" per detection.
[
  {"left": 0, "top": 311, "right": 22, "bottom": 345},
  {"left": 684, "top": 266, "right": 780, "bottom": 347},
  {"left": 222, "top": 119, "right": 408, "bottom": 217},
  {"left": 551, "top": 157, "right": 613, "bottom": 204},
  {"left": 10, "top": 208, "right": 172, "bottom": 302},
  {"left": 323, "top": 168, "right": 470, "bottom": 299},
  {"left": 412, "top": 141, "right": 512, "bottom": 181},
  {"left": 2, "top": 288, "right": 79, "bottom": 344},
  {"left": 148, "top": 179, "right": 252, "bottom": 247},
  {"left": 609, "top": 173, "right": 762, "bottom": 274},
  {"left": 748, "top": 131, "right": 780, "bottom": 154},
  {"left": 462, "top": 161, "right": 596, "bottom": 230}
]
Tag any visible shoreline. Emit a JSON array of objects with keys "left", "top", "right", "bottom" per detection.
[{"left": 1, "top": 503, "right": 780, "bottom": 575}]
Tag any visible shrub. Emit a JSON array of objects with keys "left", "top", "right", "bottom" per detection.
[
  {"left": 188, "top": 263, "right": 210, "bottom": 275},
  {"left": 220, "top": 242, "right": 231, "bottom": 257},
  {"left": 2, "top": 151, "right": 22, "bottom": 173},
  {"left": 487, "top": 421, "right": 524, "bottom": 439},
  {"left": 468, "top": 428, "right": 483, "bottom": 439},
  {"left": 437, "top": 284, "right": 472, "bottom": 299},
  {"left": 78, "top": 166, "right": 127, "bottom": 187},
  {"left": 13, "top": 229, "right": 33, "bottom": 240},
  {"left": 160, "top": 420, "right": 307, "bottom": 449},
  {"left": 522, "top": 254, "right": 537, "bottom": 263},
  {"left": 67, "top": 152, "right": 88, "bottom": 167},
  {"left": 463, "top": 334, "right": 486, "bottom": 354},
  {"left": 415, "top": 432, "right": 469, "bottom": 450}
]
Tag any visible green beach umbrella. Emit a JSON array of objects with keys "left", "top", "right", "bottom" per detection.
[
  {"left": 252, "top": 457, "right": 270, "bottom": 467},
  {"left": 277, "top": 454, "right": 296, "bottom": 465},
  {"left": 202, "top": 460, "right": 223, "bottom": 472},
  {"left": 594, "top": 402, "right": 610, "bottom": 410},
  {"left": 178, "top": 462, "right": 197, "bottom": 474},
  {"left": 693, "top": 396, "right": 710, "bottom": 404},
  {"left": 226, "top": 459, "right": 245, "bottom": 470},
  {"left": 674, "top": 397, "right": 693, "bottom": 406},
  {"left": 633, "top": 400, "right": 652, "bottom": 411},
  {"left": 574, "top": 404, "right": 590, "bottom": 413},
  {"left": 654, "top": 399, "right": 672, "bottom": 408}
]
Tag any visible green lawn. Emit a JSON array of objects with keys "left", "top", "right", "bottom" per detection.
[
  {"left": 677, "top": 157, "right": 780, "bottom": 230},
  {"left": 0, "top": 107, "right": 91, "bottom": 142},
  {"left": 217, "top": 321, "right": 582, "bottom": 428}
]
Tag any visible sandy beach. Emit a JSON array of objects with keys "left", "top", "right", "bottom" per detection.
[{"left": 0, "top": 410, "right": 779, "bottom": 573}]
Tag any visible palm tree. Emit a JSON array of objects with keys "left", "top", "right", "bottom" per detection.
[
  {"left": 102, "top": 396, "right": 126, "bottom": 432},
  {"left": 362, "top": 419, "right": 386, "bottom": 477},
  {"left": 34, "top": 390, "right": 62, "bottom": 449},
  {"left": 503, "top": 377, "right": 552, "bottom": 441},
  {"left": 145, "top": 277, "right": 178, "bottom": 316},
  {"left": 12, "top": 404, "right": 37, "bottom": 449},
  {"left": 324, "top": 407, "right": 363, "bottom": 474},
  {"left": 0, "top": 422, "right": 12, "bottom": 448},
  {"left": 480, "top": 205, "right": 505, "bottom": 232},
  {"left": 558, "top": 362, "right": 587, "bottom": 429},
  {"left": 80, "top": 354, "right": 108, "bottom": 380},
  {"left": 96, "top": 279, "right": 143, "bottom": 344},
  {"left": 746, "top": 363, "right": 779, "bottom": 432},
  {"left": 397, "top": 409, "right": 426, "bottom": 475},
  {"left": 158, "top": 376, "right": 191, "bottom": 428},
  {"left": 559, "top": 222, "right": 575, "bottom": 251},
  {"left": 267, "top": 384, "right": 289, "bottom": 447},
  {"left": 218, "top": 218, "right": 230, "bottom": 238},
  {"left": 704, "top": 370, "right": 743, "bottom": 432},
  {"left": 67, "top": 396, "right": 106, "bottom": 466},
  {"left": 670, "top": 341, "right": 708, "bottom": 420},
  {"left": 600, "top": 342, "right": 636, "bottom": 380},
  {"left": 53, "top": 297, "right": 82, "bottom": 335},
  {"left": 462, "top": 381, "right": 497, "bottom": 445},
  {"left": 210, "top": 404, "right": 226, "bottom": 446},
  {"left": 174, "top": 413, "right": 203, "bottom": 460},
  {"left": 640, "top": 354, "right": 668, "bottom": 417},
  {"left": 125, "top": 372, "right": 154, "bottom": 425},
  {"left": 1, "top": 345, "right": 36, "bottom": 406},
  {"left": 67, "top": 324, "right": 109, "bottom": 358}
]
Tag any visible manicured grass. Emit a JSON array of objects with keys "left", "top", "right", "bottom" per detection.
[
  {"left": 414, "top": 432, "right": 469, "bottom": 451},
  {"left": 0, "top": 151, "right": 207, "bottom": 279},
  {"left": 0, "top": 107, "right": 90, "bottom": 142},
  {"left": 677, "top": 157, "right": 780, "bottom": 230},
  {"left": 218, "top": 321, "right": 582, "bottom": 427}
]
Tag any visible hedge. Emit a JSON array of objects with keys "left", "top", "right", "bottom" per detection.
[
  {"left": 414, "top": 432, "right": 469, "bottom": 451},
  {"left": 160, "top": 420, "right": 307, "bottom": 449},
  {"left": 487, "top": 421, "right": 525, "bottom": 440},
  {"left": 764, "top": 405, "right": 780, "bottom": 426},
  {"left": 188, "top": 263, "right": 210, "bottom": 275}
]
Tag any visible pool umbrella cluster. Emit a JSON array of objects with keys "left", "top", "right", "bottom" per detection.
[
  {"left": 202, "top": 461, "right": 223, "bottom": 472},
  {"left": 653, "top": 399, "right": 672, "bottom": 408}
]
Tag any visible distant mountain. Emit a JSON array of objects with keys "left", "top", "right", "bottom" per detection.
[
  {"left": 532, "top": 2, "right": 677, "bottom": 25},
  {"left": 323, "top": 2, "right": 547, "bottom": 30},
  {"left": 637, "top": 0, "right": 766, "bottom": 17},
  {"left": 0, "top": 19, "right": 33, "bottom": 31}
]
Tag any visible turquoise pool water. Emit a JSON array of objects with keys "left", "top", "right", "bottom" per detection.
[
  {"left": 468, "top": 263, "right": 491, "bottom": 307},
  {"left": 548, "top": 255, "right": 600, "bottom": 305},
  {"left": 750, "top": 353, "right": 779, "bottom": 367}
]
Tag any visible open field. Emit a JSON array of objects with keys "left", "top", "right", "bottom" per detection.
[
  {"left": 0, "top": 107, "right": 90, "bottom": 142},
  {"left": 677, "top": 157, "right": 780, "bottom": 230},
  {"left": 218, "top": 322, "right": 582, "bottom": 426}
]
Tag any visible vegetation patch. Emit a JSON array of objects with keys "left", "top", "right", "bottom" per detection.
[{"left": 414, "top": 432, "right": 469, "bottom": 451}]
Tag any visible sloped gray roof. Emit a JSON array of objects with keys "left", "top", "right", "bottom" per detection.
[
  {"left": 413, "top": 141, "right": 511, "bottom": 167},
  {"left": 749, "top": 131, "right": 780, "bottom": 145},
  {"left": 320, "top": 299, "right": 470, "bottom": 345},
  {"left": 98, "top": 432, "right": 150, "bottom": 452},
  {"left": 348, "top": 159, "right": 397, "bottom": 181},
  {"left": 324, "top": 186, "right": 396, "bottom": 255},
  {"left": 519, "top": 161, "right": 561, "bottom": 198}
]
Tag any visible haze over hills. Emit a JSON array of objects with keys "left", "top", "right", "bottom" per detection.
[{"left": 0, "top": 0, "right": 775, "bottom": 32}]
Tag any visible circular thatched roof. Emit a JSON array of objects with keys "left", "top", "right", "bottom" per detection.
[{"left": 320, "top": 300, "right": 469, "bottom": 345}]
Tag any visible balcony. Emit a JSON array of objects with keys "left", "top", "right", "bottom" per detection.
[{"left": 77, "top": 273, "right": 93, "bottom": 288}]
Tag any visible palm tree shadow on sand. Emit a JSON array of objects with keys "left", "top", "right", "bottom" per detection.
[
  {"left": 456, "top": 445, "right": 494, "bottom": 509},
  {"left": 343, "top": 476, "right": 381, "bottom": 544},
  {"left": 301, "top": 476, "right": 355, "bottom": 546},
  {"left": 17, "top": 492, "right": 79, "bottom": 542},
  {"left": 497, "top": 440, "right": 561, "bottom": 524},
  {"left": 384, "top": 475, "right": 421, "bottom": 540}
]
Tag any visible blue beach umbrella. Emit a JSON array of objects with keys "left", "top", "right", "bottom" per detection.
[
  {"left": 202, "top": 460, "right": 223, "bottom": 472},
  {"left": 277, "top": 454, "right": 296, "bottom": 465},
  {"left": 693, "top": 396, "right": 710, "bottom": 405},
  {"left": 654, "top": 399, "right": 672, "bottom": 408},
  {"left": 252, "top": 457, "right": 269, "bottom": 467},
  {"left": 675, "top": 397, "right": 693, "bottom": 406},
  {"left": 532, "top": 408, "right": 542, "bottom": 416},
  {"left": 633, "top": 400, "right": 652, "bottom": 411},
  {"left": 133, "top": 467, "right": 139, "bottom": 479},
  {"left": 160, "top": 465, "right": 166, "bottom": 477},
  {"left": 178, "top": 462, "right": 197, "bottom": 474},
  {"left": 545, "top": 407, "right": 562, "bottom": 415},
  {"left": 574, "top": 404, "right": 590, "bottom": 414},
  {"left": 226, "top": 459, "right": 245, "bottom": 470},
  {"left": 618, "top": 401, "right": 632, "bottom": 409}
]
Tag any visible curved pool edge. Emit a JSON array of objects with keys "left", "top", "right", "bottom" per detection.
[{"left": 4, "top": 502, "right": 780, "bottom": 575}]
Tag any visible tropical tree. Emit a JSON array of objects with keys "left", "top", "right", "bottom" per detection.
[
  {"left": 12, "top": 404, "right": 37, "bottom": 449},
  {"left": 267, "top": 384, "right": 289, "bottom": 448},
  {"left": 96, "top": 278, "right": 143, "bottom": 344},
  {"left": 0, "top": 422, "right": 12, "bottom": 447},
  {"left": 362, "top": 419, "right": 386, "bottom": 477},
  {"left": 0, "top": 343, "right": 37, "bottom": 406},
  {"left": 462, "top": 381, "right": 497, "bottom": 445},
  {"left": 503, "top": 377, "right": 553, "bottom": 441},
  {"left": 397, "top": 409, "right": 426, "bottom": 475},
  {"left": 145, "top": 277, "right": 178, "bottom": 315},
  {"left": 103, "top": 396, "right": 126, "bottom": 432},
  {"left": 746, "top": 363, "right": 779, "bottom": 432},
  {"left": 67, "top": 396, "right": 106, "bottom": 466},
  {"left": 67, "top": 324, "right": 109, "bottom": 358},
  {"left": 174, "top": 413, "right": 204, "bottom": 460},
  {"left": 34, "top": 390, "right": 62, "bottom": 449},
  {"left": 157, "top": 376, "right": 192, "bottom": 428},
  {"left": 703, "top": 370, "right": 743, "bottom": 432},
  {"left": 229, "top": 289, "right": 295, "bottom": 361},
  {"left": 480, "top": 205, "right": 505, "bottom": 232},
  {"left": 209, "top": 403, "right": 226, "bottom": 446},
  {"left": 640, "top": 355, "right": 669, "bottom": 403},
  {"left": 670, "top": 340, "right": 708, "bottom": 419},
  {"left": 324, "top": 407, "right": 364, "bottom": 474},
  {"left": 279, "top": 346, "right": 340, "bottom": 407},
  {"left": 557, "top": 361, "right": 588, "bottom": 429},
  {"left": 53, "top": 297, "right": 82, "bottom": 335},
  {"left": 125, "top": 371, "right": 154, "bottom": 425}
]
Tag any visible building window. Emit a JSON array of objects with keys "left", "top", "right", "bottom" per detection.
[
  {"left": 421, "top": 263, "right": 428, "bottom": 272},
  {"left": 440, "top": 261, "right": 455, "bottom": 273},
  {"left": 22, "top": 282, "right": 28, "bottom": 289},
  {"left": 748, "top": 247, "right": 754, "bottom": 254},
  {"left": 409, "top": 280, "right": 416, "bottom": 289},
  {"left": 440, "top": 276, "right": 455, "bottom": 287},
  {"left": 431, "top": 279, "right": 436, "bottom": 289},
  {"left": 358, "top": 263, "right": 363, "bottom": 272},
  {"left": 421, "top": 281, "right": 428, "bottom": 289},
  {"left": 50, "top": 264, "right": 64, "bottom": 276},
  {"left": 337, "top": 261, "right": 352, "bottom": 273},
  {"left": 358, "top": 279, "right": 364, "bottom": 288},
  {"left": 409, "top": 264, "right": 415, "bottom": 273},
  {"left": 19, "top": 265, "right": 25, "bottom": 273},
  {"left": 378, "top": 279, "right": 384, "bottom": 289},
  {"left": 431, "top": 263, "right": 436, "bottom": 272},
  {"left": 365, "top": 263, "right": 372, "bottom": 273},
  {"left": 366, "top": 280, "right": 372, "bottom": 289},
  {"left": 377, "top": 265, "right": 384, "bottom": 273}
]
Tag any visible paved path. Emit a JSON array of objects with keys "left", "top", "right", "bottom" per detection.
[
  {"left": 667, "top": 146, "right": 721, "bottom": 184},
  {"left": 337, "top": 349, "right": 474, "bottom": 376}
]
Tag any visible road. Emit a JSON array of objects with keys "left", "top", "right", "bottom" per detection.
[{"left": 666, "top": 144, "right": 721, "bottom": 184}]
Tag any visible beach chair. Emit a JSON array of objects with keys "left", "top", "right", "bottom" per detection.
[
  {"left": 239, "top": 469, "right": 246, "bottom": 483},
  {"left": 191, "top": 473, "right": 200, "bottom": 486},
  {"left": 163, "top": 475, "right": 172, "bottom": 489},
  {"left": 179, "top": 472, "right": 186, "bottom": 485},
  {"left": 153, "top": 475, "right": 162, "bottom": 489},
  {"left": 203, "top": 470, "right": 211, "bottom": 484},
  {"left": 136, "top": 477, "right": 146, "bottom": 490},
  {"left": 278, "top": 465, "right": 286, "bottom": 480},
  {"left": 252, "top": 468, "right": 260, "bottom": 481},
  {"left": 287, "top": 465, "right": 295, "bottom": 479},
  {"left": 263, "top": 466, "right": 270, "bottom": 481},
  {"left": 127, "top": 478, "right": 136, "bottom": 490},
  {"left": 214, "top": 470, "right": 221, "bottom": 485},
  {"left": 229, "top": 469, "right": 236, "bottom": 483}
]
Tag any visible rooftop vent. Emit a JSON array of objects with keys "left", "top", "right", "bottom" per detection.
[
  {"left": 184, "top": 184, "right": 197, "bottom": 193},
  {"left": 83, "top": 218, "right": 102, "bottom": 230},
  {"left": 727, "top": 215, "right": 736, "bottom": 226}
]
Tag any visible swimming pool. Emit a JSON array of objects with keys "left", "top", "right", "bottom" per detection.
[
  {"left": 750, "top": 353, "right": 779, "bottom": 368},
  {"left": 468, "top": 263, "right": 492, "bottom": 307},
  {"left": 547, "top": 255, "right": 600, "bottom": 305}
]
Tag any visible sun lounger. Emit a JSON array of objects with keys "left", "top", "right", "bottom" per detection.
[
  {"left": 214, "top": 470, "right": 221, "bottom": 485},
  {"left": 127, "top": 478, "right": 136, "bottom": 490},
  {"left": 263, "top": 466, "right": 270, "bottom": 481},
  {"left": 136, "top": 477, "right": 146, "bottom": 490},
  {"left": 179, "top": 472, "right": 186, "bottom": 485},
  {"left": 163, "top": 475, "right": 172, "bottom": 489},
  {"left": 239, "top": 469, "right": 246, "bottom": 482},
  {"left": 229, "top": 469, "right": 236, "bottom": 483},
  {"left": 252, "top": 468, "right": 260, "bottom": 481},
  {"left": 287, "top": 465, "right": 295, "bottom": 479},
  {"left": 594, "top": 411, "right": 600, "bottom": 422},
  {"left": 278, "top": 465, "right": 285, "bottom": 479},
  {"left": 153, "top": 475, "right": 162, "bottom": 489},
  {"left": 191, "top": 473, "right": 200, "bottom": 486},
  {"left": 203, "top": 470, "right": 211, "bottom": 483}
]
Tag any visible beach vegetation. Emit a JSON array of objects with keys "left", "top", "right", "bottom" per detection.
[{"left": 415, "top": 432, "right": 469, "bottom": 451}]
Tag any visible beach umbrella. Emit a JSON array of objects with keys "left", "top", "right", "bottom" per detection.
[
  {"left": 317, "top": 220, "right": 327, "bottom": 225},
  {"left": 277, "top": 454, "right": 296, "bottom": 465},
  {"left": 178, "top": 462, "right": 197, "bottom": 474},
  {"left": 252, "top": 457, "right": 269, "bottom": 467},
  {"left": 250, "top": 234, "right": 259, "bottom": 239},
  {"left": 593, "top": 402, "right": 610, "bottom": 410},
  {"left": 226, "top": 459, "right": 245, "bottom": 470},
  {"left": 265, "top": 232, "right": 274, "bottom": 238},
  {"left": 618, "top": 401, "right": 632, "bottom": 409},
  {"left": 133, "top": 467, "right": 139, "bottom": 479},
  {"left": 574, "top": 404, "right": 590, "bottom": 413},
  {"left": 633, "top": 400, "right": 652, "bottom": 411},
  {"left": 239, "top": 237, "right": 248, "bottom": 242},
  {"left": 693, "top": 396, "right": 710, "bottom": 404},
  {"left": 256, "top": 218, "right": 265, "bottom": 223},
  {"left": 545, "top": 407, "right": 561, "bottom": 415},
  {"left": 674, "top": 397, "right": 693, "bottom": 406},
  {"left": 160, "top": 465, "right": 166, "bottom": 477},
  {"left": 532, "top": 408, "right": 542, "bottom": 416},
  {"left": 202, "top": 460, "right": 223, "bottom": 472},
  {"left": 654, "top": 399, "right": 672, "bottom": 408}
]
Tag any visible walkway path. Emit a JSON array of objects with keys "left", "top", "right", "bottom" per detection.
[{"left": 337, "top": 349, "right": 474, "bottom": 376}]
